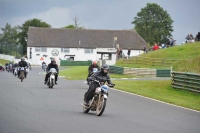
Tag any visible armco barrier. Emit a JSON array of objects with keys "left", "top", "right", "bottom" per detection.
[
  {"left": 171, "top": 72, "right": 200, "bottom": 93},
  {"left": 110, "top": 66, "right": 171, "bottom": 77},
  {"left": 157, "top": 69, "right": 171, "bottom": 77},
  {"left": 60, "top": 60, "right": 92, "bottom": 66},
  {"left": 109, "top": 66, "right": 124, "bottom": 74}
]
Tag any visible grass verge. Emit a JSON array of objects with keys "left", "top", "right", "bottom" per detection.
[
  {"left": 0, "top": 59, "right": 9, "bottom": 65},
  {"left": 113, "top": 80, "right": 200, "bottom": 111},
  {"left": 59, "top": 66, "right": 136, "bottom": 80}
]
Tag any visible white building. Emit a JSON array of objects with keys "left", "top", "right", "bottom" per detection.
[{"left": 27, "top": 27, "right": 148, "bottom": 65}]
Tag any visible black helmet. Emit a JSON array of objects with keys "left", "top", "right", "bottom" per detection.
[
  {"left": 101, "top": 64, "right": 109, "bottom": 74},
  {"left": 21, "top": 57, "right": 25, "bottom": 61},
  {"left": 51, "top": 59, "right": 56, "bottom": 64}
]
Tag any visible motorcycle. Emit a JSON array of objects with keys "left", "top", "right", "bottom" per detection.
[
  {"left": 19, "top": 67, "right": 25, "bottom": 82},
  {"left": 6, "top": 65, "right": 9, "bottom": 72},
  {"left": 81, "top": 76, "right": 115, "bottom": 116},
  {"left": 47, "top": 68, "right": 57, "bottom": 88},
  {"left": 13, "top": 67, "right": 18, "bottom": 77},
  {"left": 9, "top": 64, "right": 13, "bottom": 73}
]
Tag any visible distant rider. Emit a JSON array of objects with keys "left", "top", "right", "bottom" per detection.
[
  {"left": 44, "top": 60, "right": 59, "bottom": 85},
  {"left": 18, "top": 57, "right": 28, "bottom": 78},
  {"left": 13, "top": 63, "right": 19, "bottom": 74},
  {"left": 84, "top": 64, "right": 112, "bottom": 105},
  {"left": 86, "top": 61, "right": 100, "bottom": 84},
  {"left": 42, "top": 61, "right": 46, "bottom": 67}
]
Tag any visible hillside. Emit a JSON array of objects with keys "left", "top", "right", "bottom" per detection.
[{"left": 116, "top": 42, "right": 200, "bottom": 73}]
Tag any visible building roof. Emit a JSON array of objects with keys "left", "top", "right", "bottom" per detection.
[{"left": 27, "top": 27, "right": 148, "bottom": 50}]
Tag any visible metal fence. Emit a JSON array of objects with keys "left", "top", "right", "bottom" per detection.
[
  {"left": 171, "top": 72, "right": 200, "bottom": 93},
  {"left": 60, "top": 60, "right": 92, "bottom": 66},
  {"left": 110, "top": 66, "right": 171, "bottom": 77},
  {"left": 0, "top": 43, "right": 23, "bottom": 58}
]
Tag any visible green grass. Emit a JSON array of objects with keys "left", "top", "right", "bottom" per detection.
[
  {"left": 0, "top": 59, "right": 9, "bottom": 66},
  {"left": 113, "top": 80, "right": 200, "bottom": 111},
  {"left": 116, "top": 42, "right": 200, "bottom": 73},
  {"left": 59, "top": 66, "right": 136, "bottom": 80}
]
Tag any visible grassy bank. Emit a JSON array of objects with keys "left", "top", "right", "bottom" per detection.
[
  {"left": 116, "top": 42, "right": 200, "bottom": 73},
  {"left": 0, "top": 59, "right": 9, "bottom": 65}
]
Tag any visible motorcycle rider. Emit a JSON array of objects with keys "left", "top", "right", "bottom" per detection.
[
  {"left": 8, "top": 61, "right": 13, "bottom": 72},
  {"left": 13, "top": 62, "right": 19, "bottom": 74},
  {"left": 42, "top": 61, "right": 46, "bottom": 69},
  {"left": 5, "top": 62, "right": 9, "bottom": 71},
  {"left": 84, "top": 64, "right": 112, "bottom": 105},
  {"left": 18, "top": 57, "right": 28, "bottom": 78},
  {"left": 44, "top": 60, "right": 59, "bottom": 85},
  {"left": 86, "top": 61, "right": 100, "bottom": 84}
]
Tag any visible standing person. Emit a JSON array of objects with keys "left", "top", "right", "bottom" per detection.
[
  {"left": 44, "top": 60, "right": 59, "bottom": 85},
  {"left": 127, "top": 47, "right": 131, "bottom": 59},
  {"left": 119, "top": 48, "right": 123, "bottom": 59},
  {"left": 143, "top": 47, "right": 146, "bottom": 53}
]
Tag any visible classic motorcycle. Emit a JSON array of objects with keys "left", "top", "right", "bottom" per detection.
[
  {"left": 47, "top": 68, "right": 57, "bottom": 88},
  {"left": 6, "top": 65, "right": 9, "bottom": 72},
  {"left": 19, "top": 67, "right": 25, "bottom": 82},
  {"left": 81, "top": 76, "right": 115, "bottom": 116},
  {"left": 13, "top": 67, "right": 18, "bottom": 77},
  {"left": 9, "top": 64, "right": 13, "bottom": 73}
]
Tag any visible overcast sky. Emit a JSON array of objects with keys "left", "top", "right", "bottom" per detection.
[{"left": 0, "top": 0, "right": 200, "bottom": 44}]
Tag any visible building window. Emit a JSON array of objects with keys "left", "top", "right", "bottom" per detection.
[
  {"left": 35, "top": 47, "right": 47, "bottom": 52},
  {"left": 85, "top": 49, "right": 93, "bottom": 54},
  {"left": 61, "top": 48, "right": 70, "bottom": 53}
]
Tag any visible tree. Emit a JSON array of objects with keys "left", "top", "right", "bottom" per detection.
[
  {"left": 64, "top": 24, "right": 84, "bottom": 29},
  {"left": 132, "top": 3, "right": 174, "bottom": 46},
  {"left": 18, "top": 18, "right": 51, "bottom": 54},
  {"left": 65, "top": 25, "right": 76, "bottom": 28},
  {"left": 0, "top": 23, "right": 18, "bottom": 44}
]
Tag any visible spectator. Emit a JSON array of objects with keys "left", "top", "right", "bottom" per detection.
[
  {"left": 170, "top": 38, "right": 176, "bottom": 46},
  {"left": 166, "top": 38, "right": 171, "bottom": 47},
  {"left": 143, "top": 47, "right": 147, "bottom": 53},
  {"left": 153, "top": 44, "right": 159, "bottom": 50},
  {"left": 186, "top": 33, "right": 195, "bottom": 43},
  {"left": 116, "top": 48, "right": 120, "bottom": 60},
  {"left": 161, "top": 44, "right": 166, "bottom": 48},
  {"left": 119, "top": 48, "right": 123, "bottom": 59},
  {"left": 127, "top": 47, "right": 131, "bottom": 59}
]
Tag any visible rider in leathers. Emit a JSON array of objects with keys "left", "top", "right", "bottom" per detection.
[
  {"left": 44, "top": 60, "right": 59, "bottom": 85},
  {"left": 18, "top": 57, "right": 28, "bottom": 78},
  {"left": 84, "top": 64, "right": 112, "bottom": 105},
  {"left": 13, "top": 63, "right": 19, "bottom": 74},
  {"left": 87, "top": 61, "right": 100, "bottom": 84}
]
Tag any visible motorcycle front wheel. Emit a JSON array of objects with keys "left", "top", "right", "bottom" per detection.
[{"left": 96, "top": 97, "right": 107, "bottom": 116}]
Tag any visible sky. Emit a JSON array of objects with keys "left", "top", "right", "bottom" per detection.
[{"left": 0, "top": 0, "right": 200, "bottom": 45}]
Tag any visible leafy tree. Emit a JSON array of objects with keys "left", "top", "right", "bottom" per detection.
[
  {"left": 18, "top": 18, "right": 51, "bottom": 54},
  {"left": 64, "top": 24, "right": 84, "bottom": 29},
  {"left": 65, "top": 25, "right": 76, "bottom": 28},
  {"left": 132, "top": 3, "right": 174, "bottom": 46},
  {"left": 0, "top": 23, "right": 18, "bottom": 44}
]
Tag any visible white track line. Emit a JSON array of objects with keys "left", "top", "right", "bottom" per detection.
[{"left": 109, "top": 88, "right": 200, "bottom": 113}]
